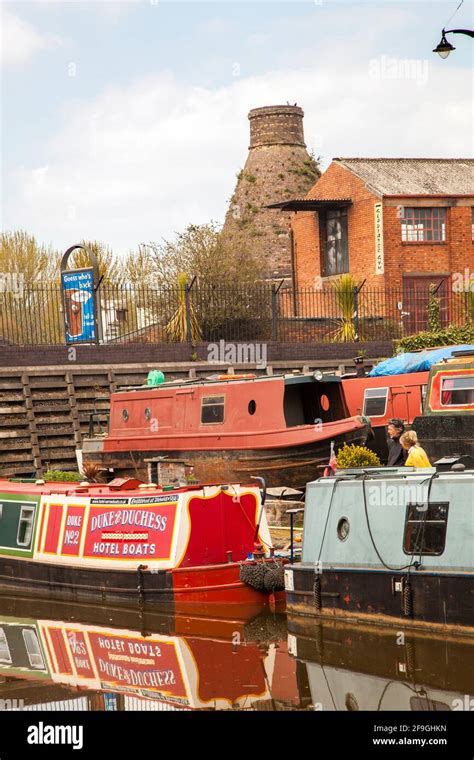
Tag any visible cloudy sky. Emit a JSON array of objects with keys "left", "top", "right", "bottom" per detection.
[{"left": 1, "top": 0, "right": 473, "bottom": 255}]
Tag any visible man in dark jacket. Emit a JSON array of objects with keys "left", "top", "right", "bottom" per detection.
[{"left": 386, "top": 419, "right": 407, "bottom": 466}]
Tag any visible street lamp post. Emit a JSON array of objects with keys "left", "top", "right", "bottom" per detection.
[{"left": 433, "top": 28, "right": 474, "bottom": 58}]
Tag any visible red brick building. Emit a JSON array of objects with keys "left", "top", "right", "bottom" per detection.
[{"left": 271, "top": 158, "right": 474, "bottom": 332}]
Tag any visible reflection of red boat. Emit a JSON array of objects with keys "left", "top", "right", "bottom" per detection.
[
  {"left": 0, "top": 598, "right": 299, "bottom": 711},
  {"left": 0, "top": 478, "right": 285, "bottom": 617},
  {"left": 82, "top": 374, "right": 369, "bottom": 489}
]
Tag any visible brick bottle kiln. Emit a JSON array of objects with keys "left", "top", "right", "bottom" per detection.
[{"left": 222, "top": 105, "right": 320, "bottom": 283}]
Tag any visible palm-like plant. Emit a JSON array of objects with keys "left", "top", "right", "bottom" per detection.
[
  {"left": 166, "top": 273, "right": 202, "bottom": 342},
  {"left": 328, "top": 274, "right": 362, "bottom": 342}
]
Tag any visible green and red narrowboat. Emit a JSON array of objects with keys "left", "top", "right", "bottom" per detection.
[
  {"left": 82, "top": 373, "right": 369, "bottom": 490},
  {"left": 413, "top": 351, "right": 474, "bottom": 462},
  {"left": 0, "top": 478, "right": 286, "bottom": 618}
]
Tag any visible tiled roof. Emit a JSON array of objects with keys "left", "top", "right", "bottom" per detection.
[{"left": 333, "top": 158, "right": 474, "bottom": 196}]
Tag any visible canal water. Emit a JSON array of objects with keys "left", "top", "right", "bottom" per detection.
[{"left": 0, "top": 596, "right": 471, "bottom": 712}]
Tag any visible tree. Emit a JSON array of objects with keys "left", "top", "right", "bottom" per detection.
[
  {"left": 147, "top": 222, "right": 265, "bottom": 288},
  {"left": 68, "top": 240, "right": 125, "bottom": 284},
  {"left": 0, "top": 230, "right": 59, "bottom": 284},
  {"left": 142, "top": 222, "right": 271, "bottom": 341},
  {"left": 0, "top": 231, "right": 62, "bottom": 343}
]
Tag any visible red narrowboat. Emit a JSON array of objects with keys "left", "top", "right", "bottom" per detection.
[
  {"left": 82, "top": 374, "right": 369, "bottom": 489},
  {"left": 0, "top": 477, "right": 286, "bottom": 618}
]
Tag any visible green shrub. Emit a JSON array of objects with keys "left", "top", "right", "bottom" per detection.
[
  {"left": 43, "top": 470, "right": 83, "bottom": 482},
  {"left": 336, "top": 444, "right": 381, "bottom": 468},
  {"left": 395, "top": 324, "right": 474, "bottom": 353},
  {"left": 427, "top": 284, "right": 442, "bottom": 332}
]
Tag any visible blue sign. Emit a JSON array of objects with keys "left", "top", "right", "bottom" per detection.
[{"left": 61, "top": 268, "right": 97, "bottom": 344}]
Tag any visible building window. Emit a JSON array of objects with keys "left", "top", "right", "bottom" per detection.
[
  {"left": 440, "top": 375, "right": 474, "bottom": 406},
  {"left": 201, "top": 396, "right": 225, "bottom": 424},
  {"left": 17, "top": 506, "right": 35, "bottom": 547},
  {"left": 401, "top": 208, "right": 446, "bottom": 242},
  {"left": 363, "top": 388, "right": 388, "bottom": 417},
  {"left": 321, "top": 208, "right": 349, "bottom": 276},
  {"left": 403, "top": 501, "right": 449, "bottom": 556}
]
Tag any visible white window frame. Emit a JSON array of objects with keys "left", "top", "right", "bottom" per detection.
[
  {"left": 363, "top": 387, "right": 388, "bottom": 418},
  {"left": 16, "top": 506, "right": 35, "bottom": 547},
  {"left": 0, "top": 628, "right": 12, "bottom": 664},
  {"left": 440, "top": 375, "right": 474, "bottom": 407},
  {"left": 22, "top": 629, "right": 45, "bottom": 669}
]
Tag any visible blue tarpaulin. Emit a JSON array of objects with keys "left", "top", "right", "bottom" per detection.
[{"left": 368, "top": 345, "right": 474, "bottom": 377}]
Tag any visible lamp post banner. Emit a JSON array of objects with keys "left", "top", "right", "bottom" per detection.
[{"left": 61, "top": 268, "right": 97, "bottom": 344}]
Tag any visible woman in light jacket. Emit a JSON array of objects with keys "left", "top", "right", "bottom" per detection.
[{"left": 400, "top": 430, "right": 431, "bottom": 468}]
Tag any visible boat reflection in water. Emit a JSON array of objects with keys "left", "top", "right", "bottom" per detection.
[
  {"left": 1, "top": 596, "right": 471, "bottom": 712},
  {"left": 287, "top": 617, "right": 474, "bottom": 711},
  {"left": 0, "top": 598, "right": 303, "bottom": 712}
]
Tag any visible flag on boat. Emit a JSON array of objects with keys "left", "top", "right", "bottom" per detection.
[{"left": 323, "top": 440, "right": 337, "bottom": 477}]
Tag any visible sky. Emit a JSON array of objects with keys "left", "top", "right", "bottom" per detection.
[{"left": 1, "top": 0, "right": 473, "bottom": 255}]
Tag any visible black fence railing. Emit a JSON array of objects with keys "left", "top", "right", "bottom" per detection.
[{"left": 0, "top": 282, "right": 472, "bottom": 346}]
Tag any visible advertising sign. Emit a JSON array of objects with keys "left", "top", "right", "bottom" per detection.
[
  {"left": 82, "top": 496, "right": 178, "bottom": 561},
  {"left": 61, "top": 268, "right": 97, "bottom": 344}
]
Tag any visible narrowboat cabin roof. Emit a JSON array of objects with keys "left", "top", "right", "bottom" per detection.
[
  {"left": 118, "top": 371, "right": 343, "bottom": 392},
  {"left": 0, "top": 479, "right": 234, "bottom": 498}
]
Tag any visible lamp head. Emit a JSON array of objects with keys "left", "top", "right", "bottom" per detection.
[{"left": 433, "top": 32, "right": 456, "bottom": 58}]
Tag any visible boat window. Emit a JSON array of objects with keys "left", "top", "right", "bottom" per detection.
[
  {"left": 421, "top": 384, "right": 427, "bottom": 412},
  {"left": 17, "top": 505, "right": 35, "bottom": 547},
  {"left": 201, "top": 396, "right": 225, "bottom": 424},
  {"left": 122, "top": 408, "right": 129, "bottom": 422},
  {"left": 0, "top": 628, "right": 11, "bottom": 664},
  {"left": 248, "top": 400, "right": 256, "bottom": 415},
  {"left": 337, "top": 517, "right": 350, "bottom": 541},
  {"left": 22, "top": 629, "right": 45, "bottom": 669},
  {"left": 440, "top": 375, "right": 474, "bottom": 406},
  {"left": 363, "top": 387, "right": 388, "bottom": 417},
  {"left": 403, "top": 502, "right": 449, "bottom": 556}
]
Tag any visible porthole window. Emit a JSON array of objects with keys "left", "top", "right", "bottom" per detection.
[
  {"left": 122, "top": 409, "right": 129, "bottom": 422},
  {"left": 144, "top": 407, "right": 152, "bottom": 421},
  {"left": 248, "top": 400, "right": 256, "bottom": 415},
  {"left": 337, "top": 517, "right": 350, "bottom": 541}
]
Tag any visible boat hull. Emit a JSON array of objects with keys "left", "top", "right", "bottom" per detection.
[
  {"left": 412, "top": 414, "right": 474, "bottom": 462},
  {"left": 285, "top": 565, "right": 474, "bottom": 635},
  {"left": 0, "top": 556, "right": 286, "bottom": 619},
  {"left": 84, "top": 427, "right": 367, "bottom": 489}
]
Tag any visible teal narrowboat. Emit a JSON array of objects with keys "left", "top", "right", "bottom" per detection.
[{"left": 284, "top": 467, "right": 474, "bottom": 633}]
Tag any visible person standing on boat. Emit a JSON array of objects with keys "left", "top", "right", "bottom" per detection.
[
  {"left": 400, "top": 430, "right": 431, "bottom": 468},
  {"left": 386, "top": 418, "right": 407, "bottom": 466}
]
